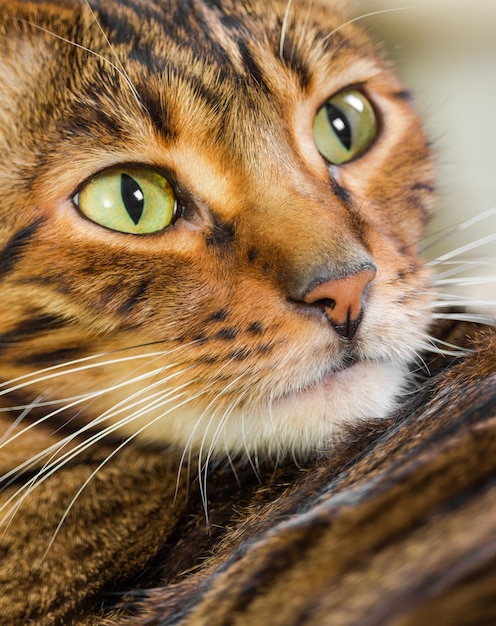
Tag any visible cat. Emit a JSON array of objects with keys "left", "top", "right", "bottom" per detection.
[{"left": 0, "top": 0, "right": 494, "bottom": 624}]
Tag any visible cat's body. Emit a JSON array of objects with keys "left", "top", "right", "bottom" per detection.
[
  {"left": 0, "top": 0, "right": 494, "bottom": 624},
  {"left": 119, "top": 327, "right": 496, "bottom": 626}
]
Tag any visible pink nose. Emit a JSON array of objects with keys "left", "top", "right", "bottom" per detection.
[{"left": 302, "top": 269, "right": 376, "bottom": 339}]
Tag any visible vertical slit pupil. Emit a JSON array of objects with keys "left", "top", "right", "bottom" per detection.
[
  {"left": 121, "top": 173, "right": 145, "bottom": 225},
  {"left": 326, "top": 103, "right": 352, "bottom": 151}
]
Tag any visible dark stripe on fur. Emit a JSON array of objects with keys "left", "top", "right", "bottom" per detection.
[
  {"left": 0, "top": 218, "right": 44, "bottom": 278},
  {"left": 279, "top": 34, "right": 312, "bottom": 90},
  {"left": 117, "top": 279, "right": 152, "bottom": 315},
  {"left": 208, "top": 309, "right": 228, "bottom": 322},
  {"left": 0, "top": 313, "right": 70, "bottom": 348},
  {"left": 215, "top": 327, "right": 238, "bottom": 340},
  {"left": 411, "top": 182, "right": 435, "bottom": 193},
  {"left": 14, "top": 346, "right": 85, "bottom": 367},
  {"left": 206, "top": 213, "right": 235, "bottom": 247},
  {"left": 331, "top": 177, "right": 352, "bottom": 204},
  {"left": 237, "top": 39, "right": 267, "bottom": 89},
  {"left": 184, "top": 72, "right": 227, "bottom": 112},
  {"left": 247, "top": 321, "right": 263, "bottom": 335},
  {"left": 393, "top": 89, "right": 413, "bottom": 101}
]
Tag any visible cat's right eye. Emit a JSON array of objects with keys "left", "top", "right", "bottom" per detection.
[
  {"left": 73, "top": 167, "right": 177, "bottom": 234},
  {"left": 313, "top": 88, "right": 378, "bottom": 165}
]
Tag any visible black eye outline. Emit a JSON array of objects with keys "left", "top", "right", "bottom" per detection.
[{"left": 312, "top": 88, "right": 379, "bottom": 165}]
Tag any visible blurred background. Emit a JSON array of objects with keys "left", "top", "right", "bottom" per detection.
[{"left": 354, "top": 0, "right": 496, "bottom": 309}]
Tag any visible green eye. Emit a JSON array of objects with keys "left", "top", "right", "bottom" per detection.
[
  {"left": 313, "top": 89, "right": 378, "bottom": 165},
  {"left": 74, "top": 167, "right": 177, "bottom": 234}
]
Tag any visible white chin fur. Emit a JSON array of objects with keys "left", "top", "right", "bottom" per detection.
[{"left": 137, "top": 360, "right": 409, "bottom": 459}]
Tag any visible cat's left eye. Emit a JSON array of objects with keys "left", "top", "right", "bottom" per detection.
[
  {"left": 313, "top": 89, "right": 378, "bottom": 165},
  {"left": 73, "top": 167, "right": 177, "bottom": 234}
]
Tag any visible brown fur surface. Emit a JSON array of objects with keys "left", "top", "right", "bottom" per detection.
[
  {"left": 1, "top": 324, "right": 495, "bottom": 625},
  {"left": 0, "top": 1, "right": 494, "bottom": 625},
  {"left": 100, "top": 325, "right": 495, "bottom": 626}
]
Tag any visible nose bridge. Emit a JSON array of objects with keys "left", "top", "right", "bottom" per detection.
[{"left": 240, "top": 184, "right": 375, "bottom": 300}]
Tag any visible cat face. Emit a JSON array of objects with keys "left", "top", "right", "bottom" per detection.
[{"left": 0, "top": 0, "right": 434, "bottom": 458}]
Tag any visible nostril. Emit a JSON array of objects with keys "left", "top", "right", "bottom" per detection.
[
  {"left": 302, "top": 268, "right": 376, "bottom": 339},
  {"left": 331, "top": 309, "right": 364, "bottom": 340},
  {"left": 317, "top": 297, "right": 337, "bottom": 310}
]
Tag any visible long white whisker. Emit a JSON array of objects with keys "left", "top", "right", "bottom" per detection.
[
  {"left": 432, "top": 312, "right": 495, "bottom": 325},
  {"left": 191, "top": 371, "right": 247, "bottom": 520},
  {"left": 200, "top": 387, "right": 251, "bottom": 517},
  {"left": 0, "top": 343, "right": 194, "bottom": 395},
  {"left": 0, "top": 361, "right": 196, "bottom": 486},
  {"left": 0, "top": 341, "right": 202, "bottom": 460},
  {"left": 1, "top": 380, "right": 202, "bottom": 531},
  {"left": 428, "top": 300, "right": 496, "bottom": 310},
  {"left": 434, "top": 275, "right": 496, "bottom": 287},
  {"left": 0, "top": 335, "right": 179, "bottom": 390},
  {"left": 419, "top": 336, "right": 469, "bottom": 358},
  {"left": 240, "top": 401, "right": 261, "bottom": 482},
  {"left": 279, "top": 0, "right": 294, "bottom": 58},
  {"left": 433, "top": 260, "right": 496, "bottom": 280},
  {"left": 423, "top": 206, "right": 496, "bottom": 253},
  {"left": 81, "top": 0, "right": 145, "bottom": 110},
  {"left": 42, "top": 386, "right": 209, "bottom": 555},
  {"left": 175, "top": 361, "right": 244, "bottom": 498},
  {"left": 0, "top": 364, "right": 180, "bottom": 453},
  {"left": 0, "top": 395, "right": 44, "bottom": 446},
  {"left": 17, "top": 17, "right": 144, "bottom": 111},
  {"left": 323, "top": 6, "right": 444, "bottom": 43},
  {"left": 428, "top": 232, "right": 496, "bottom": 265}
]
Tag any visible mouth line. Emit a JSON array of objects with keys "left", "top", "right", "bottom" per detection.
[
  {"left": 338, "top": 353, "right": 361, "bottom": 371},
  {"left": 275, "top": 355, "right": 364, "bottom": 402}
]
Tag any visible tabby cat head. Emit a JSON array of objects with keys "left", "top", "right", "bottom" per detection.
[{"left": 0, "top": 0, "right": 434, "bottom": 458}]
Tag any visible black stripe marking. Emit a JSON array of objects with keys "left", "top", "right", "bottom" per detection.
[
  {"left": 183, "top": 70, "right": 226, "bottom": 111},
  {"left": 247, "top": 247, "right": 258, "bottom": 263},
  {"left": 393, "top": 89, "right": 413, "bottom": 101},
  {"left": 133, "top": 77, "right": 177, "bottom": 140},
  {"left": 279, "top": 34, "right": 312, "bottom": 90},
  {"left": 65, "top": 100, "right": 125, "bottom": 144},
  {"left": 331, "top": 177, "right": 352, "bottom": 204},
  {"left": 199, "top": 354, "right": 219, "bottom": 364},
  {"left": 0, "top": 313, "right": 70, "bottom": 348},
  {"left": 257, "top": 343, "right": 273, "bottom": 354},
  {"left": 0, "top": 218, "right": 44, "bottom": 278},
  {"left": 195, "top": 10, "right": 237, "bottom": 69},
  {"left": 206, "top": 214, "right": 235, "bottom": 247},
  {"left": 209, "top": 309, "right": 229, "bottom": 322},
  {"left": 215, "top": 327, "right": 238, "bottom": 341},
  {"left": 117, "top": 279, "right": 152, "bottom": 315},
  {"left": 229, "top": 348, "right": 252, "bottom": 361},
  {"left": 247, "top": 321, "right": 263, "bottom": 335},
  {"left": 320, "top": 29, "right": 353, "bottom": 56},
  {"left": 411, "top": 182, "right": 435, "bottom": 193},
  {"left": 15, "top": 347, "right": 84, "bottom": 368},
  {"left": 237, "top": 39, "right": 267, "bottom": 89}
]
